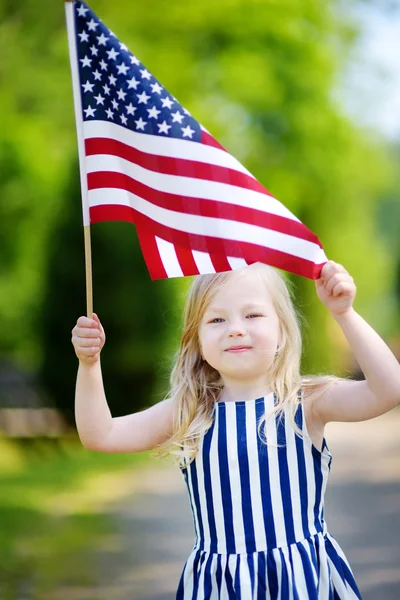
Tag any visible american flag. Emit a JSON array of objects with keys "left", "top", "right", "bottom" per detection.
[{"left": 65, "top": 0, "right": 328, "bottom": 280}]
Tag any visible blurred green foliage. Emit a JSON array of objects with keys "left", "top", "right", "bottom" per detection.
[{"left": 0, "top": 0, "right": 399, "bottom": 418}]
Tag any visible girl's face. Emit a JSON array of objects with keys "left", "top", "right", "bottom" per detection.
[{"left": 198, "top": 269, "right": 281, "bottom": 384}]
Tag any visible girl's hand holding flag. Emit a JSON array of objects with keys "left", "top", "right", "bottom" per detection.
[
  {"left": 71, "top": 313, "right": 106, "bottom": 366},
  {"left": 315, "top": 260, "right": 356, "bottom": 317}
]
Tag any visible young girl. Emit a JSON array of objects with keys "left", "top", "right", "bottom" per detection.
[{"left": 72, "top": 259, "right": 400, "bottom": 599}]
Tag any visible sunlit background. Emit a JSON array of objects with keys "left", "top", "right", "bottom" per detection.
[{"left": 0, "top": 0, "right": 399, "bottom": 598}]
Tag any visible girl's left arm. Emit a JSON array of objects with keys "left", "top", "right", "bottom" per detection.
[{"left": 312, "top": 260, "right": 400, "bottom": 424}]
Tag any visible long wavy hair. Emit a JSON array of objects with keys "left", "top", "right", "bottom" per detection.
[{"left": 153, "top": 262, "right": 349, "bottom": 467}]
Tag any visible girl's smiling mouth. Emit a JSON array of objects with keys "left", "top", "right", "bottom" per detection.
[{"left": 225, "top": 346, "right": 253, "bottom": 352}]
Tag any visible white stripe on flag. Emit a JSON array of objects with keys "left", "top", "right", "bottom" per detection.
[
  {"left": 86, "top": 154, "right": 301, "bottom": 222},
  {"left": 191, "top": 249, "right": 216, "bottom": 274},
  {"left": 226, "top": 256, "right": 248, "bottom": 270},
  {"left": 88, "top": 188, "right": 328, "bottom": 264},
  {"left": 155, "top": 236, "right": 184, "bottom": 277},
  {"left": 83, "top": 120, "right": 255, "bottom": 178},
  {"left": 155, "top": 238, "right": 249, "bottom": 276}
]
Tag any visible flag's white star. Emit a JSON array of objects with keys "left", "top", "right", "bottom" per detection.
[
  {"left": 116, "top": 63, "right": 129, "bottom": 76},
  {"left": 130, "top": 55, "right": 140, "bottom": 65},
  {"left": 140, "top": 68, "right": 152, "bottom": 80},
  {"left": 158, "top": 121, "right": 172, "bottom": 135},
  {"left": 105, "top": 108, "right": 114, "bottom": 120},
  {"left": 107, "top": 48, "right": 119, "bottom": 61},
  {"left": 80, "top": 55, "right": 92, "bottom": 68},
  {"left": 120, "top": 42, "right": 129, "bottom": 51},
  {"left": 92, "top": 69, "right": 102, "bottom": 81},
  {"left": 120, "top": 114, "right": 128, "bottom": 125},
  {"left": 99, "top": 59, "right": 108, "bottom": 71},
  {"left": 161, "top": 96, "right": 174, "bottom": 109},
  {"left": 89, "top": 45, "right": 98, "bottom": 56},
  {"left": 135, "top": 117, "right": 147, "bottom": 130},
  {"left": 171, "top": 110, "right": 184, "bottom": 123},
  {"left": 111, "top": 99, "right": 119, "bottom": 110},
  {"left": 151, "top": 82, "right": 163, "bottom": 94},
  {"left": 127, "top": 76, "right": 140, "bottom": 90},
  {"left": 103, "top": 83, "right": 111, "bottom": 95},
  {"left": 126, "top": 103, "right": 136, "bottom": 115},
  {"left": 137, "top": 90, "right": 150, "bottom": 104},
  {"left": 87, "top": 18, "right": 99, "bottom": 32},
  {"left": 82, "top": 80, "right": 94, "bottom": 93},
  {"left": 117, "top": 89, "right": 127, "bottom": 101},
  {"left": 97, "top": 33, "right": 108, "bottom": 46},
  {"left": 78, "top": 30, "right": 89, "bottom": 43},
  {"left": 147, "top": 106, "right": 161, "bottom": 119},
  {"left": 94, "top": 93, "right": 105, "bottom": 105},
  {"left": 183, "top": 107, "right": 191, "bottom": 116},
  {"left": 84, "top": 105, "right": 96, "bottom": 118},
  {"left": 181, "top": 125, "right": 195, "bottom": 138},
  {"left": 77, "top": 5, "right": 89, "bottom": 17},
  {"left": 108, "top": 74, "right": 117, "bottom": 86},
  {"left": 109, "top": 30, "right": 116, "bottom": 37}
]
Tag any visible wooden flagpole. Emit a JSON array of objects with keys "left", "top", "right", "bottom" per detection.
[{"left": 64, "top": 0, "right": 93, "bottom": 318}]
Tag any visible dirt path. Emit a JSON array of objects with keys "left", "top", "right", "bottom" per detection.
[{"left": 58, "top": 406, "right": 400, "bottom": 599}]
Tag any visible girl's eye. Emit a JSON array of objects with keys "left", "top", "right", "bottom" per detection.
[{"left": 209, "top": 314, "right": 263, "bottom": 323}]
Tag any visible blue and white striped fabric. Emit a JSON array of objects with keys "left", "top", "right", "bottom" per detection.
[{"left": 176, "top": 391, "right": 362, "bottom": 599}]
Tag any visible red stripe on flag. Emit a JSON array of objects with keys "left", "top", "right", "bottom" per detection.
[
  {"left": 89, "top": 204, "right": 325, "bottom": 280},
  {"left": 209, "top": 252, "right": 235, "bottom": 273},
  {"left": 135, "top": 227, "right": 168, "bottom": 279},
  {"left": 206, "top": 237, "right": 237, "bottom": 273},
  {"left": 201, "top": 129, "right": 228, "bottom": 152},
  {"left": 174, "top": 244, "right": 200, "bottom": 277},
  {"left": 85, "top": 137, "right": 270, "bottom": 195},
  {"left": 87, "top": 171, "right": 321, "bottom": 247}
]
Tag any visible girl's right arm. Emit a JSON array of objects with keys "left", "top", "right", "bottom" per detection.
[{"left": 72, "top": 314, "right": 175, "bottom": 453}]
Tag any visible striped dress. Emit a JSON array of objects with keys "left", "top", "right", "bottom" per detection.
[{"left": 176, "top": 391, "right": 362, "bottom": 599}]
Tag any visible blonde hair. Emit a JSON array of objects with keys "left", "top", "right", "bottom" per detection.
[{"left": 153, "top": 262, "right": 349, "bottom": 467}]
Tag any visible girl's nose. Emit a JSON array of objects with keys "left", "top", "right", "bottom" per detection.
[{"left": 228, "top": 322, "right": 246, "bottom": 336}]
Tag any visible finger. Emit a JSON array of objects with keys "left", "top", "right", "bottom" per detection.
[
  {"left": 93, "top": 313, "right": 104, "bottom": 334},
  {"left": 329, "top": 262, "right": 350, "bottom": 280},
  {"left": 73, "top": 336, "right": 101, "bottom": 348},
  {"left": 321, "top": 260, "right": 348, "bottom": 281},
  {"left": 320, "top": 261, "right": 333, "bottom": 280},
  {"left": 77, "top": 316, "right": 98, "bottom": 328},
  {"left": 326, "top": 273, "right": 352, "bottom": 294},
  {"left": 325, "top": 273, "right": 342, "bottom": 294},
  {"left": 331, "top": 281, "right": 353, "bottom": 297},
  {"left": 73, "top": 326, "right": 101, "bottom": 338},
  {"left": 73, "top": 328, "right": 101, "bottom": 339},
  {"left": 92, "top": 313, "right": 105, "bottom": 334},
  {"left": 331, "top": 261, "right": 348, "bottom": 274}
]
